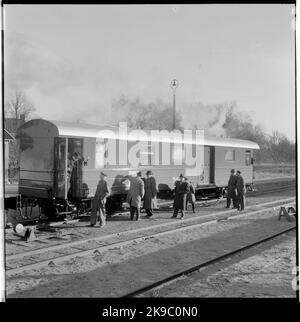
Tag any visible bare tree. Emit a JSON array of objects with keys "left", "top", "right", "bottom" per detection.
[
  {"left": 5, "top": 91, "right": 35, "bottom": 131},
  {"left": 111, "top": 96, "right": 183, "bottom": 131},
  {"left": 4, "top": 91, "right": 36, "bottom": 181},
  {"left": 223, "top": 106, "right": 295, "bottom": 164}
]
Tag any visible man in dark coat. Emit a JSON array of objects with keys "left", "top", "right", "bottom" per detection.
[
  {"left": 226, "top": 169, "right": 238, "bottom": 208},
  {"left": 172, "top": 174, "right": 190, "bottom": 219},
  {"left": 68, "top": 152, "right": 83, "bottom": 199},
  {"left": 143, "top": 170, "right": 157, "bottom": 218},
  {"left": 90, "top": 172, "right": 110, "bottom": 227},
  {"left": 185, "top": 178, "right": 196, "bottom": 213},
  {"left": 236, "top": 170, "right": 245, "bottom": 211},
  {"left": 126, "top": 171, "right": 145, "bottom": 221}
]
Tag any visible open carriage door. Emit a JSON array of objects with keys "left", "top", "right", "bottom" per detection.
[
  {"left": 67, "top": 138, "right": 84, "bottom": 200},
  {"left": 54, "top": 137, "right": 68, "bottom": 200}
]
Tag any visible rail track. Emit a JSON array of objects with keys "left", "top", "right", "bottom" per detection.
[
  {"left": 249, "top": 181, "right": 295, "bottom": 197},
  {"left": 155, "top": 182, "right": 296, "bottom": 209},
  {"left": 123, "top": 225, "right": 296, "bottom": 297},
  {"left": 6, "top": 197, "right": 296, "bottom": 277}
]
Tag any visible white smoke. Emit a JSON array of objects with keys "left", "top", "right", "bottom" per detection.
[
  {"left": 179, "top": 101, "right": 235, "bottom": 136},
  {"left": 5, "top": 32, "right": 235, "bottom": 134},
  {"left": 4, "top": 32, "right": 113, "bottom": 125}
]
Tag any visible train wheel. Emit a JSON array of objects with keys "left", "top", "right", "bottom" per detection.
[
  {"left": 43, "top": 203, "right": 57, "bottom": 218},
  {"left": 105, "top": 197, "right": 115, "bottom": 216}
]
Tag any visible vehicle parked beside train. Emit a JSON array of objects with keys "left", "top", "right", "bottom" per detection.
[{"left": 6, "top": 119, "right": 259, "bottom": 218}]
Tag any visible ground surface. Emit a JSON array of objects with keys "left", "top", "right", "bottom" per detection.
[
  {"left": 140, "top": 232, "right": 296, "bottom": 298},
  {"left": 6, "top": 194, "right": 296, "bottom": 298},
  {"left": 5, "top": 178, "right": 296, "bottom": 298},
  {"left": 5, "top": 188, "right": 295, "bottom": 256}
]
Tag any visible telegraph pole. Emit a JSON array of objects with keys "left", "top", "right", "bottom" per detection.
[{"left": 170, "top": 79, "right": 179, "bottom": 130}]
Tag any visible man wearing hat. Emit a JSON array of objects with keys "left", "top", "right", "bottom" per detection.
[
  {"left": 172, "top": 173, "right": 190, "bottom": 219},
  {"left": 185, "top": 177, "right": 196, "bottom": 213},
  {"left": 236, "top": 170, "right": 245, "bottom": 211},
  {"left": 90, "top": 172, "right": 110, "bottom": 227},
  {"left": 126, "top": 171, "right": 145, "bottom": 220},
  {"left": 226, "top": 169, "right": 238, "bottom": 209},
  {"left": 143, "top": 170, "right": 157, "bottom": 218}
]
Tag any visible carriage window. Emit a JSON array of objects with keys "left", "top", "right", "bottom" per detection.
[
  {"left": 140, "top": 142, "right": 153, "bottom": 166},
  {"left": 68, "top": 138, "right": 83, "bottom": 157},
  {"left": 224, "top": 150, "right": 235, "bottom": 161},
  {"left": 95, "top": 138, "right": 106, "bottom": 169},
  {"left": 172, "top": 144, "right": 183, "bottom": 165},
  {"left": 245, "top": 150, "right": 251, "bottom": 166}
]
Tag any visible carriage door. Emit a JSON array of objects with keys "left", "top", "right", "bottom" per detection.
[
  {"left": 54, "top": 137, "right": 68, "bottom": 199},
  {"left": 209, "top": 146, "right": 215, "bottom": 184},
  {"left": 245, "top": 150, "right": 251, "bottom": 166},
  {"left": 68, "top": 138, "right": 84, "bottom": 199}
]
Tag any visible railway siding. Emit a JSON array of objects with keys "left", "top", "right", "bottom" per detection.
[
  {"left": 5, "top": 186, "right": 295, "bottom": 257},
  {"left": 7, "top": 204, "right": 295, "bottom": 298},
  {"left": 138, "top": 232, "right": 296, "bottom": 298},
  {"left": 4, "top": 176, "right": 295, "bottom": 228},
  {"left": 5, "top": 197, "right": 295, "bottom": 267}
]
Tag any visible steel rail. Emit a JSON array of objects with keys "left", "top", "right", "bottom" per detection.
[
  {"left": 156, "top": 184, "right": 295, "bottom": 208},
  {"left": 6, "top": 197, "right": 295, "bottom": 261},
  {"left": 6, "top": 199, "right": 296, "bottom": 276},
  {"left": 123, "top": 226, "right": 296, "bottom": 298}
]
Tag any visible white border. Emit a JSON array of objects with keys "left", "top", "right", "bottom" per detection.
[
  {"left": 295, "top": 2, "right": 299, "bottom": 302},
  {"left": 0, "top": 4, "right": 5, "bottom": 302}
]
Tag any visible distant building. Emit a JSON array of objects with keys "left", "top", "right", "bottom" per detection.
[
  {"left": 4, "top": 114, "right": 25, "bottom": 136},
  {"left": 4, "top": 129, "right": 14, "bottom": 183},
  {"left": 4, "top": 115, "right": 26, "bottom": 183}
]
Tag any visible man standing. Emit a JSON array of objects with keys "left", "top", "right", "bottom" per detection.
[
  {"left": 127, "top": 171, "right": 145, "bottom": 221},
  {"left": 185, "top": 178, "right": 196, "bottom": 213},
  {"left": 90, "top": 172, "right": 110, "bottom": 227},
  {"left": 172, "top": 174, "right": 190, "bottom": 219},
  {"left": 226, "top": 169, "right": 238, "bottom": 208},
  {"left": 236, "top": 170, "right": 245, "bottom": 211},
  {"left": 143, "top": 170, "right": 157, "bottom": 218}
]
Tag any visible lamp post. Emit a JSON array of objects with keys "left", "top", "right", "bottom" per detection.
[{"left": 170, "top": 79, "right": 179, "bottom": 130}]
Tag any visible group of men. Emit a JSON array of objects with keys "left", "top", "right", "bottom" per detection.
[
  {"left": 126, "top": 170, "right": 157, "bottom": 221},
  {"left": 226, "top": 169, "right": 245, "bottom": 211},
  {"left": 90, "top": 170, "right": 158, "bottom": 227},
  {"left": 172, "top": 174, "right": 196, "bottom": 219},
  {"left": 90, "top": 168, "right": 246, "bottom": 227}
]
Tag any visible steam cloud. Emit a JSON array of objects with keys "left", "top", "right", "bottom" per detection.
[
  {"left": 4, "top": 32, "right": 114, "bottom": 125},
  {"left": 5, "top": 32, "right": 232, "bottom": 135},
  {"left": 179, "top": 102, "right": 232, "bottom": 136}
]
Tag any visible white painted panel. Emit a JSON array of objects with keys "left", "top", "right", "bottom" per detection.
[
  {"left": 202, "top": 146, "right": 210, "bottom": 184},
  {"left": 215, "top": 147, "right": 254, "bottom": 186}
]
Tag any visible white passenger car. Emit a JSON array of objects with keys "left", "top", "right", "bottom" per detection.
[{"left": 16, "top": 119, "right": 259, "bottom": 217}]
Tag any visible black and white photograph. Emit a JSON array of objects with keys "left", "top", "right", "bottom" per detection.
[{"left": 0, "top": 2, "right": 298, "bottom": 305}]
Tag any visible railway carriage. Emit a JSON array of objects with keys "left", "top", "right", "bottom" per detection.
[{"left": 12, "top": 119, "right": 259, "bottom": 218}]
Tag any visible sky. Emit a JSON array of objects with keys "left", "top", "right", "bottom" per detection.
[{"left": 3, "top": 4, "right": 296, "bottom": 140}]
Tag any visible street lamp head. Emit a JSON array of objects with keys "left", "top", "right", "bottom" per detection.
[
  {"left": 170, "top": 79, "right": 178, "bottom": 130},
  {"left": 170, "top": 79, "right": 179, "bottom": 91}
]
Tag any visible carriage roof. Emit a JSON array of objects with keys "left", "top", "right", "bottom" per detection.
[{"left": 40, "top": 119, "right": 260, "bottom": 150}]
